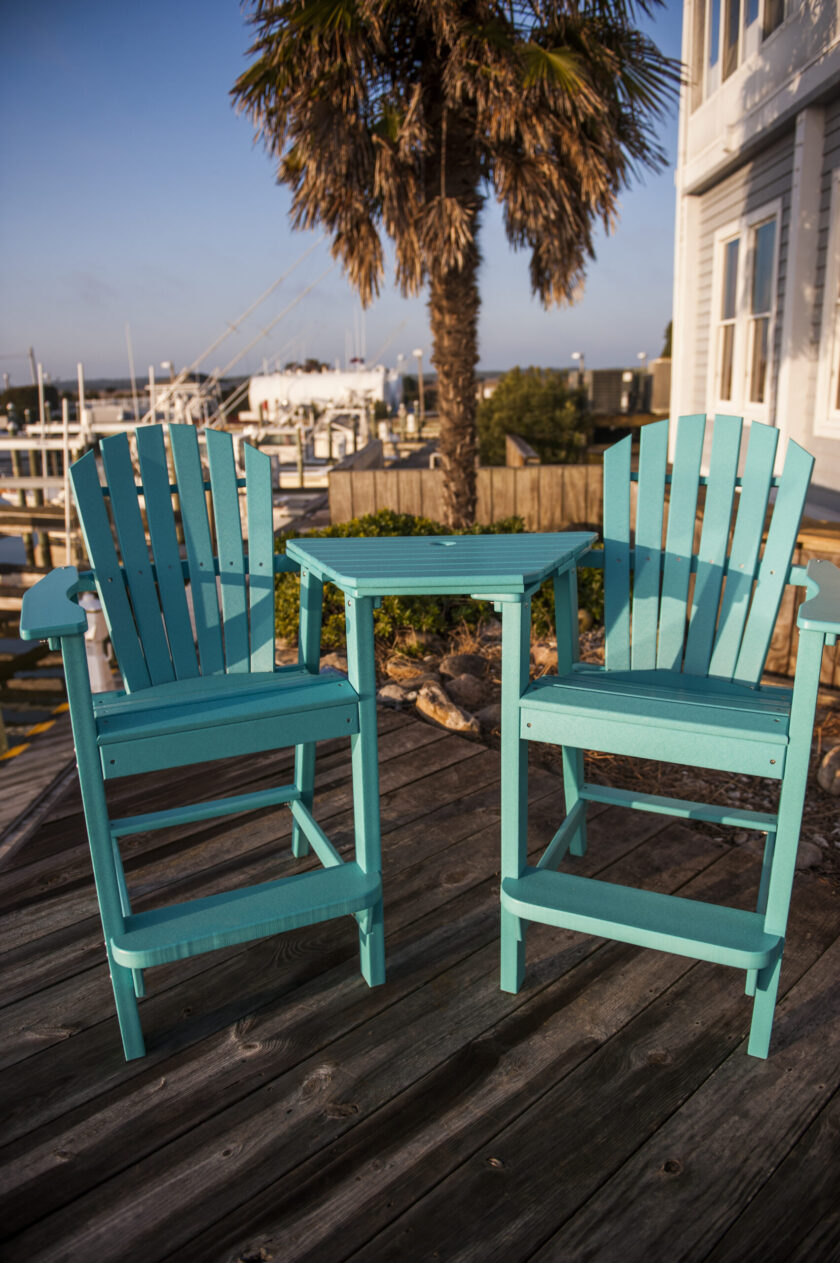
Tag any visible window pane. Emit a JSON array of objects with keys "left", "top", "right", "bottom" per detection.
[
  {"left": 764, "top": 0, "right": 784, "bottom": 38},
  {"left": 723, "top": 0, "right": 740, "bottom": 79},
  {"left": 720, "top": 324, "right": 736, "bottom": 400},
  {"left": 749, "top": 317, "right": 769, "bottom": 403},
  {"left": 722, "top": 238, "right": 740, "bottom": 319},
  {"left": 751, "top": 219, "right": 776, "bottom": 314},
  {"left": 747, "top": 0, "right": 759, "bottom": 22},
  {"left": 691, "top": 0, "right": 707, "bottom": 111},
  {"left": 710, "top": 0, "right": 721, "bottom": 65}
]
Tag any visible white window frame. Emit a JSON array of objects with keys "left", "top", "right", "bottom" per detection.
[
  {"left": 708, "top": 199, "right": 782, "bottom": 422},
  {"left": 698, "top": 0, "right": 784, "bottom": 104},
  {"left": 815, "top": 168, "right": 840, "bottom": 439}
]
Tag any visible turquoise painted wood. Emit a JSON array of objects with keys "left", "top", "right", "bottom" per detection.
[
  {"left": 20, "top": 423, "right": 384, "bottom": 1061},
  {"left": 500, "top": 415, "right": 840, "bottom": 1059},
  {"left": 287, "top": 530, "right": 598, "bottom": 993}
]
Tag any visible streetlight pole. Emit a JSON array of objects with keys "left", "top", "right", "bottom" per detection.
[{"left": 413, "top": 347, "right": 425, "bottom": 432}]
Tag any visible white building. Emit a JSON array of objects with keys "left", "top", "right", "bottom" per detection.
[
  {"left": 670, "top": 0, "right": 840, "bottom": 508},
  {"left": 247, "top": 366, "right": 402, "bottom": 420}
]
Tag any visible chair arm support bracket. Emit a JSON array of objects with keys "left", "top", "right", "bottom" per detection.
[
  {"left": 798, "top": 559, "right": 840, "bottom": 643},
  {"left": 20, "top": 566, "right": 89, "bottom": 641}
]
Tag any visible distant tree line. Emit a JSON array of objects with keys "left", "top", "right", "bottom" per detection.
[{"left": 477, "top": 366, "right": 590, "bottom": 466}]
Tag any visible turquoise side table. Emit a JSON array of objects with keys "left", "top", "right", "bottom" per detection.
[{"left": 285, "top": 531, "right": 597, "bottom": 961}]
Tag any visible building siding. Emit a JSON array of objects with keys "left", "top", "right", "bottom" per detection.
[{"left": 690, "top": 131, "right": 795, "bottom": 415}]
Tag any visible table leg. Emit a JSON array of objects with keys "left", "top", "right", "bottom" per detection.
[
  {"left": 500, "top": 594, "right": 531, "bottom": 992},
  {"left": 344, "top": 594, "right": 385, "bottom": 986}
]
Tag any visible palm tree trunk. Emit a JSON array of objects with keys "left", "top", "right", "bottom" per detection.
[{"left": 429, "top": 239, "right": 480, "bottom": 529}]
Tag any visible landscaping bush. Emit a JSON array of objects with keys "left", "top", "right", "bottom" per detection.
[
  {"left": 275, "top": 509, "right": 604, "bottom": 649},
  {"left": 477, "top": 366, "right": 590, "bottom": 466}
]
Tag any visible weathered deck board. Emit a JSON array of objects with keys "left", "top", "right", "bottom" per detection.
[{"left": 0, "top": 710, "right": 838, "bottom": 1263}]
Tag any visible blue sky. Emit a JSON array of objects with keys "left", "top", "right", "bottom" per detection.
[{"left": 0, "top": 1, "right": 684, "bottom": 385}]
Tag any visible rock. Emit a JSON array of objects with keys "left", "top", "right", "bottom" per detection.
[
  {"left": 479, "top": 618, "right": 503, "bottom": 642},
  {"left": 400, "top": 629, "right": 444, "bottom": 652},
  {"left": 416, "top": 681, "right": 480, "bottom": 735},
  {"left": 385, "top": 654, "right": 430, "bottom": 681},
  {"left": 320, "top": 651, "right": 348, "bottom": 674},
  {"left": 444, "top": 673, "right": 486, "bottom": 710},
  {"left": 817, "top": 744, "right": 840, "bottom": 796},
  {"left": 380, "top": 673, "right": 439, "bottom": 703},
  {"left": 378, "top": 683, "right": 411, "bottom": 707},
  {"left": 475, "top": 702, "right": 502, "bottom": 731},
  {"left": 795, "top": 840, "right": 823, "bottom": 870},
  {"left": 440, "top": 651, "right": 487, "bottom": 679},
  {"left": 531, "top": 641, "right": 557, "bottom": 671},
  {"left": 276, "top": 646, "right": 299, "bottom": 666}
]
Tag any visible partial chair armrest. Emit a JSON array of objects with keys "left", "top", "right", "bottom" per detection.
[
  {"left": 20, "top": 566, "right": 89, "bottom": 641},
  {"left": 798, "top": 559, "right": 840, "bottom": 641},
  {"left": 274, "top": 554, "right": 300, "bottom": 575}
]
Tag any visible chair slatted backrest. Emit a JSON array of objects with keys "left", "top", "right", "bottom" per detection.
[
  {"left": 603, "top": 414, "right": 814, "bottom": 685},
  {"left": 70, "top": 424, "right": 277, "bottom": 692}
]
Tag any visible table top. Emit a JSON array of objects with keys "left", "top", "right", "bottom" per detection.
[{"left": 285, "top": 531, "right": 596, "bottom": 598}]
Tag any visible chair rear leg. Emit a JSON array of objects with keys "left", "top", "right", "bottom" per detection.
[{"left": 562, "top": 746, "right": 587, "bottom": 857}]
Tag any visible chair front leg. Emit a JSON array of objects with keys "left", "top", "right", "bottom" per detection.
[
  {"left": 62, "top": 633, "right": 145, "bottom": 1059},
  {"left": 500, "top": 596, "right": 532, "bottom": 993}
]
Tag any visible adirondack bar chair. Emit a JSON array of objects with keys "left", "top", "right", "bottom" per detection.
[
  {"left": 500, "top": 414, "right": 840, "bottom": 1057},
  {"left": 20, "top": 424, "right": 384, "bottom": 1060}
]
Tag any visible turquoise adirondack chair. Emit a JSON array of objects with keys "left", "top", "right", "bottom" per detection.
[
  {"left": 500, "top": 414, "right": 840, "bottom": 1057},
  {"left": 20, "top": 424, "right": 384, "bottom": 1060}
]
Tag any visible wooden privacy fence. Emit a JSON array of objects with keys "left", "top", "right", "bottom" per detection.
[
  {"left": 328, "top": 463, "right": 840, "bottom": 687},
  {"left": 329, "top": 464, "right": 603, "bottom": 531}
]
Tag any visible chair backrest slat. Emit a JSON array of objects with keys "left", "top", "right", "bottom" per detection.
[
  {"left": 682, "top": 414, "right": 742, "bottom": 676},
  {"left": 601, "top": 414, "right": 813, "bottom": 688},
  {"left": 656, "top": 414, "right": 706, "bottom": 670},
  {"left": 135, "top": 425, "right": 200, "bottom": 681},
  {"left": 206, "top": 429, "right": 249, "bottom": 673},
  {"left": 70, "top": 449, "right": 151, "bottom": 692},
  {"left": 707, "top": 421, "right": 778, "bottom": 680},
  {"left": 244, "top": 440, "right": 276, "bottom": 671},
  {"left": 732, "top": 438, "right": 814, "bottom": 685},
  {"left": 100, "top": 434, "right": 175, "bottom": 686},
  {"left": 630, "top": 419, "right": 668, "bottom": 670},
  {"left": 169, "top": 425, "right": 225, "bottom": 675},
  {"left": 603, "top": 435, "right": 632, "bottom": 670}
]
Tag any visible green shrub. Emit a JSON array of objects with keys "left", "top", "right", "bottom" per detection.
[{"left": 275, "top": 509, "right": 604, "bottom": 649}]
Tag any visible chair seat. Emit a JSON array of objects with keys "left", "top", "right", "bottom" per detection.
[
  {"left": 520, "top": 666, "right": 791, "bottom": 777},
  {"left": 94, "top": 669, "right": 360, "bottom": 778}
]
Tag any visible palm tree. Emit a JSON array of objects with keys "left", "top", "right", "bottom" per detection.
[{"left": 233, "top": 1, "right": 679, "bottom": 527}]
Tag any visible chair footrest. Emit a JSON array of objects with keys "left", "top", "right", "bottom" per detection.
[
  {"left": 500, "top": 868, "right": 780, "bottom": 969},
  {"left": 110, "top": 863, "right": 381, "bottom": 968}
]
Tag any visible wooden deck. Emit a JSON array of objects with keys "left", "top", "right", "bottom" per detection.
[{"left": 1, "top": 708, "right": 839, "bottom": 1262}]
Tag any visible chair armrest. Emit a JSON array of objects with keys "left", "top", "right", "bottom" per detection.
[
  {"left": 20, "top": 566, "right": 88, "bottom": 640},
  {"left": 798, "top": 559, "right": 840, "bottom": 637}
]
